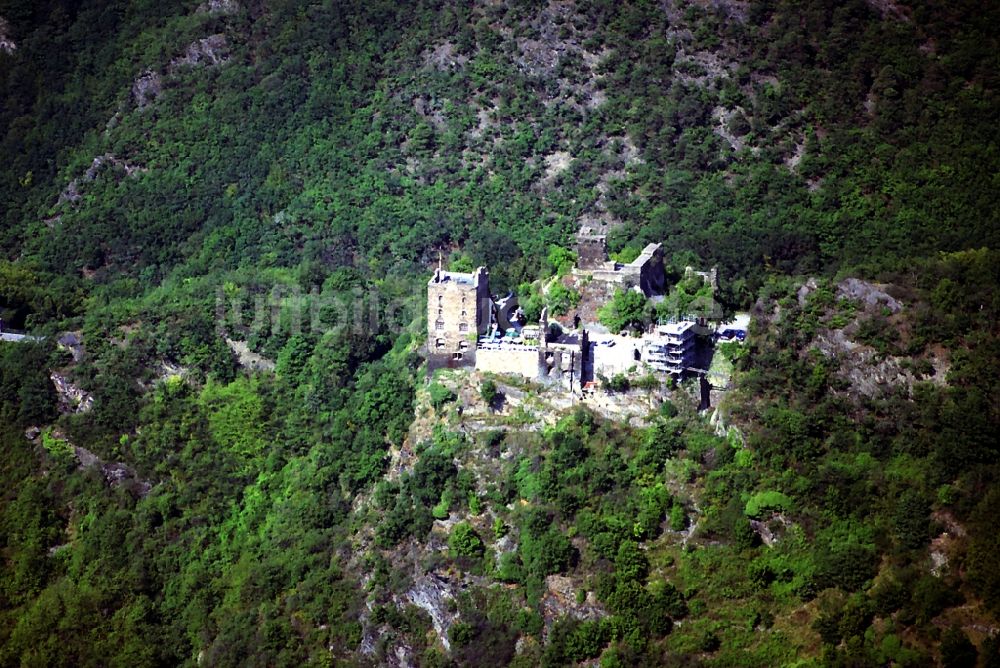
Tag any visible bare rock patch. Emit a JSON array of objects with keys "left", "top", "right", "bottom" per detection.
[{"left": 0, "top": 17, "right": 15, "bottom": 54}]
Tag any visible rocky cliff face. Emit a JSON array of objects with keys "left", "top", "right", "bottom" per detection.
[
  {"left": 197, "top": 0, "right": 241, "bottom": 15},
  {"left": 0, "top": 17, "right": 15, "bottom": 54},
  {"left": 750, "top": 276, "right": 950, "bottom": 403}
]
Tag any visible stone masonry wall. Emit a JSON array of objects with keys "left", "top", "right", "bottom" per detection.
[
  {"left": 428, "top": 267, "right": 489, "bottom": 361},
  {"left": 475, "top": 348, "right": 540, "bottom": 377}
]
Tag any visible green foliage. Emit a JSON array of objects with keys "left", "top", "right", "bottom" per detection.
[
  {"left": 610, "top": 246, "right": 641, "bottom": 264},
  {"left": 432, "top": 490, "right": 452, "bottom": 520},
  {"left": 854, "top": 315, "right": 900, "bottom": 356},
  {"left": 378, "top": 441, "right": 458, "bottom": 547},
  {"left": 614, "top": 540, "right": 648, "bottom": 582},
  {"left": 449, "top": 253, "right": 474, "bottom": 273},
  {"left": 0, "top": 0, "right": 998, "bottom": 664},
  {"left": 520, "top": 524, "right": 575, "bottom": 580},
  {"left": 428, "top": 381, "right": 456, "bottom": 411},
  {"left": 940, "top": 626, "right": 977, "bottom": 668},
  {"left": 601, "top": 373, "right": 630, "bottom": 393},
  {"left": 657, "top": 274, "right": 716, "bottom": 321},
  {"left": 545, "top": 281, "right": 581, "bottom": 317},
  {"left": 492, "top": 517, "right": 507, "bottom": 540},
  {"left": 199, "top": 376, "right": 267, "bottom": 461},
  {"left": 480, "top": 379, "right": 499, "bottom": 406},
  {"left": 39, "top": 429, "right": 73, "bottom": 462},
  {"left": 744, "top": 491, "right": 793, "bottom": 519},
  {"left": 0, "top": 341, "right": 57, "bottom": 427},
  {"left": 275, "top": 334, "right": 314, "bottom": 380},
  {"left": 448, "top": 621, "right": 473, "bottom": 647},
  {"left": 543, "top": 617, "right": 610, "bottom": 665},
  {"left": 546, "top": 246, "right": 577, "bottom": 277},
  {"left": 813, "top": 522, "right": 879, "bottom": 592},
  {"left": 967, "top": 488, "right": 1000, "bottom": 616},
  {"left": 670, "top": 503, "right": 688, "bottom": 532},
  {"left": 449, "top": 522, "right": 485, "bottom": 560},
  {"left": 892, "top": 489, "right": 931, "bottom": 550},
  {"left": 598, "top": 289, "right": 647, "bottom": 333},
  {"left": 632, "top": 374, "right": 660, "bottom": 392},
  {"left": 636, "top": 420, "right": 682, "bottom": 474},
  {"left": 518, "top": 283, "right": 544, "bottom": 324}
]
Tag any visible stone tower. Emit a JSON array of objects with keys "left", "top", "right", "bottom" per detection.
[
  {"left": 575, "top": 227, "right": 608, "bottom": 270},
  {"left": 427, "top": 264, "right": 490, "bottom": 363}
]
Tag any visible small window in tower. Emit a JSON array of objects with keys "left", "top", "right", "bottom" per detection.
[
  {"left": 461, "top": 309, "right": 467, "bottom": 317},
  {"left": 459, "top": 341, "right": 469, "bottom": 351},
  {"left": 459, "top": 323, "right": 469, "bottom": 333},
  {"left": 452, "top": 352, "right": 463, "bottom": 360},
  {"left": 435, "top": 319, "right": 445, "bottom": 330},
  {"left": 435, "top": 338, "right": 446, "bottom": 350},
  {"left": 438, "top": 308, "right": 443, "bottom": 316},
  {"left": 437, "top": 295, "right": 443, "bottom": 305}
]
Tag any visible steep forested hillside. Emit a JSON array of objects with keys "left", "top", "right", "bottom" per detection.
[{"left": 1, "top": 0, "right": 998, "bottom": 666}]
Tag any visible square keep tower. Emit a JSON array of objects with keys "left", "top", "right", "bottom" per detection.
[{"left": 427, "top": 266, "right": 490, "bottom": 362}]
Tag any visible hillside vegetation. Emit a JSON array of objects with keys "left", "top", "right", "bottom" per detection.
[{"left": 0, "top": 0, "right": 998, "bottom": 666}]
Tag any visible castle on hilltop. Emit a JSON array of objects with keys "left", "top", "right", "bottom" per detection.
[
  {"left": 573, "top": 227, "right": 666, "bottom": 297},
  {"left": 427, "top": 263, "right": 490, "bottom": 363},
  {"left": 426, "top": 262, "right": 587, "bottom": 391},
  {"left": 425, "top": 241, "right": 742, "bottom": 393}
]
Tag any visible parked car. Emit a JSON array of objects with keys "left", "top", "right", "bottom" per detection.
[{"left": 717, "top": 329, "right": 746, "bottom": 342}]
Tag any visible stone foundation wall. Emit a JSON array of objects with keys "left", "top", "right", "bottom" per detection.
[
  {"left": 538, "top": 349, "right": 582, "bottom": 392},
  {"left": 472, "top": 335, "right": 588, "bottom": 393},
  {"left": 475, "top": 348, "right": 540, "bottom": 378},
  {"left": 426, "top": 350, "right": 476, "bottom": 374}
]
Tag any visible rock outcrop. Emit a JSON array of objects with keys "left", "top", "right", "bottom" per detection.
[
  {"left": 170, "top": 34, "right": 230, "bottom": 69},
  {"left": 226, "top": 338, "right": 275, "bottom": 372},
  {"left": 57, "top": 332, "right": 85, "bottom": 362},
  {"left": 131, "top": 69, "right": 163, "bottom": 109},
  {"left": 196, "top": 0, "right": 241, "bottom": 15},
  {"left": 0, "top": 17, "right": 15, "bottom": 54},
  {"left": 836, "top": 277, "right": 902, "bottom": 313},
  {"left": 25, "top": 428, "right": 152, "bottom": 497},
  {"left": 58, "top": 153, "right": 147, "bottom": 205},
  {"left": 50, "top": 372, "right": 94, "bottom": 414},
  {"left": 404, "top": 574, "right": 460, "bottom": 651}
]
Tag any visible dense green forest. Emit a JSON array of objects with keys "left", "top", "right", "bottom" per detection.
[{"left": 1, "top": 0, "right": 998, "bottom": 665}]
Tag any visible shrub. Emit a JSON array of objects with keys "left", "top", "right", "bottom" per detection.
[
  {"left": 598, "top": 289, "right": 648, "bottom": 332},
  {"left": 670, "top": 503, "right": 688, "bottom": 531},
  {"left": 480, "top": 379, "right": 499, "bottom": 406},
  {"left": 547, "top": 282, "right": 581, "bottom": 316},
  {"left": 602, "top": 373, "right": 630, "bottom": 393},
  {"left": 547, "top": 246, "right": 577, "bottom": 276},
  {"left": 940, "top": 626, "right": 977, "bottom": 668},
  {"left": 428, "top": 382, "right": 456, "bottom": 411},
  {"left": 614, "top": 540, "right": 648, "bottom": 582},
  {"left": 744, "top": 491, "right": 793, "bottom": 519},
  {"left": 449, "top": 522, "right": 485, "bottom": 559}
]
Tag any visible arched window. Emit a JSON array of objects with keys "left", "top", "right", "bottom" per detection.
[{"left": 435, "top": 319, "right": 445, "bottom": 331}]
